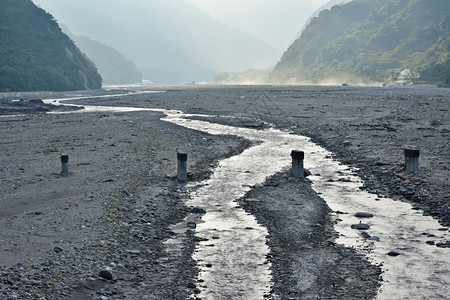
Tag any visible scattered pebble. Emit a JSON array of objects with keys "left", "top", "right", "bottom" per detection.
[
  {"left": 99, "top": 270, "right": 113, "bottom": 281},
  {"left": 351, "top": 223, "right": 370, "bottom": 230},
  {"left": 355, "top": 212, "right": 374, "bottom": 218}
]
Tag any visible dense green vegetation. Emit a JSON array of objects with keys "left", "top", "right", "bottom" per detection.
[
  {"left": 0, "top": 0, "right": 102, "bottom": 92},
  {"left": 272, "top": 0, "right": 450, "bottom": 86}
]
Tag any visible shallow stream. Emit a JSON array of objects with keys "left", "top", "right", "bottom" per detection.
[
  {"left": 45, "top": 95, "right": 449, "bottom": 299},
  {"left": 163, "top": 112, "right": 450, "bottom": 300}
]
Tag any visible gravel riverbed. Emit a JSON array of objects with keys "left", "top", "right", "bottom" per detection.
[{"left": 0, "top": 85, "right": 448, "bottom": 299}]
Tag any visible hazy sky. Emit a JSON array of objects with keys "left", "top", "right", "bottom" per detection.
[{"left": 186, "top": 0, "right": 329, "bottom": 50}]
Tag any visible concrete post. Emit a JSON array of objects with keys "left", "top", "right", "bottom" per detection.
[
  {"left": 177, "top": 152, "right": 187, "bottom": 183},
  {"left": 61, "top": 154, "right": 69, "bottom": 177},
  {"left": 291, "top": 150, "right": 304, "bottom": 179},
  {"left": 404, "top": 149, "right": 419, "bottom": 172}
]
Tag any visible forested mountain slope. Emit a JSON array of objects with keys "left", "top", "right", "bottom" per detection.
[
  {"left": 272, "top": 0, "right": 450, "bottom": 86},
  {"left": 0, "top": 0, "right": 102, "bottom": 91}
]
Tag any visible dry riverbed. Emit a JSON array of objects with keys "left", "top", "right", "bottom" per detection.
[{"left": 0, "top": 85, "right": 448, "bottom": 299}]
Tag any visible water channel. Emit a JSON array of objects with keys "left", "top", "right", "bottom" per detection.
[{"left": 45, "top": 94, "right": 449, "bottom": 299}]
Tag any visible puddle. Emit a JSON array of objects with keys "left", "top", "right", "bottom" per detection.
[{"left": 43, "top": 95, "right": 449, "bottom": 299}]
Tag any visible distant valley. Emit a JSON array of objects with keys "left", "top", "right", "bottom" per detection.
[{"left": 33, "top": 0, "right": 280, "bottom": 84}]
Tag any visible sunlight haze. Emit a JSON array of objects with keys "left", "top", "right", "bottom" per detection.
[{"left": 186, "top": 0, "right": 329, "bottom": 50}]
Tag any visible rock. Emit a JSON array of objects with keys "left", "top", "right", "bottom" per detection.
[
  {"left": 304, "top": 169, "right": 312, "bottom": 177},
  {"left": 355, "top": 212, "right": 374, "bottom": 218},
  {"left": 187, "top": 282, "right": 196, "bottom": 289},
  {"left": 28, "top": 98, "right": 45, "bottom": 105},
  {"left": 191, "top": 207, "right": 206, "bottom": 214},
  {"left": 187, "top": 220, "right": 197, "bottom": 229},
  {"left": 339, "top": 177, "right": 351, "bottom": 182},
  {"left": 99, "top": 270, "right": 113, "bottom": 280},
  {"left": 336, "top": 244, "right": 346, "bottom": 251},
  {"left": 436, "top": 241, "right": 450, "bottom": 248},
  {"left": 212, "top": 235, "right": 220, "bottom": 239},
  {"left": 53, "top": 246, "right": 63, "bottom": 253},
  {"left": 426, "top": 241, "right": 435, "bottom": 245},
  {"left": 369, "top": 236, "right": 380, "bottom": 241},
  {"left": 351, "top": 223, "right": 370, "bottom": 230},
  {"left": 193, "top": 288, "right": 202, "bottom": 294},
  {"left": 387, "top": 251, "right": 400, "bottom": 257}
]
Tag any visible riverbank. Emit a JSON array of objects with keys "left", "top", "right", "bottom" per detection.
[
  {"left": 0, "top": 105, "right": 251, "bottom": 299},
  {"left": 0, "top": 85, "right": 448, "bottom": 299}
]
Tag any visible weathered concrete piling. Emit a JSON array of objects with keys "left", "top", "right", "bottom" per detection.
[
  {"left": 404, "top": 149, "right": 419, "bottom": 172},
  {"left": 291, "top": 150, "right": 304, "bottom": 179},
  {"left": 60, "top": 154, "right": 69, "bottom": 177},
  {"left": 177, "top": 151, "right": 187, "bottom": 183}
]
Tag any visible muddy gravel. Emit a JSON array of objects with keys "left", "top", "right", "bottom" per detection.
[{"left": 0, "top": 84, "right": 448, "bottom": 299}]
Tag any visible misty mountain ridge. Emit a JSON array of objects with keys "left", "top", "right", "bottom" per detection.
[
  {"left": 33, "top": 0, "right": 280, "bottom": 84},
  {"left": 272, "top": 0, "right": 450, "bottom": 86},
  {"left": 0, "top": 0, "right": 102, "bottom": 92},
  {"left": 60, "top": 25, "right": 143, "bottom": 85}
]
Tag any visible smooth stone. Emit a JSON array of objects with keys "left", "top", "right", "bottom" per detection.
[
  {"left": 436, "top": 241, "right": 450, "bottom": 248},
  {"left": 355, "top": 212, "right": 374, "bottom": 218},
  {"left": 187, "top": 221, "right": 197, "bottom": 229},
  {"left": 191, "top": 207, "right": 206, "bottom": 214},
  {"left": 369, "top": 236, "right": 380, "bottom": 241},
  {"left": 53, "top": 246, "right": 64, "bottom": 253},
  {"left": 187, "top": 282, "right": 196, "bottom": 289},
  {"left": 387, "top": 251, "right": 400, "bottom": 256},
  {"left": 351, "top": 223, "right": 370, "bottom": 230},
  {"left": 99, "top": 270, "right": 113, "bottom": 280}
]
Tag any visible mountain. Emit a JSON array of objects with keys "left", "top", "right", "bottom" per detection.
[
  {"left": 294, "top": 0, "right": 354, "bottom": 40},
  {"left": 272, "top": 0, "right": 450, "bottom": 86},
  {"left": 32, "top": 0, "right": 280, "bottom": 84},
  {"left": 61, "top": 26, "right": 143, "bottom": 85},
  {"left": 0, "top": 0, "right": 102, "bottom": 92}
]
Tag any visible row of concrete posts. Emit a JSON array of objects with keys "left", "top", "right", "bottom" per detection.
[{"left": 58, "top": 148, "right": 420, "bottom": 181}]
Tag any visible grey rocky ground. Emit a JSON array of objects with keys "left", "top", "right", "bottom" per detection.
[
  {"left": 0, "top": 85, "right": 448, "bottom": 299},
  {"left": 238, "top": 171, "right": 381, "bottom": 299}
]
